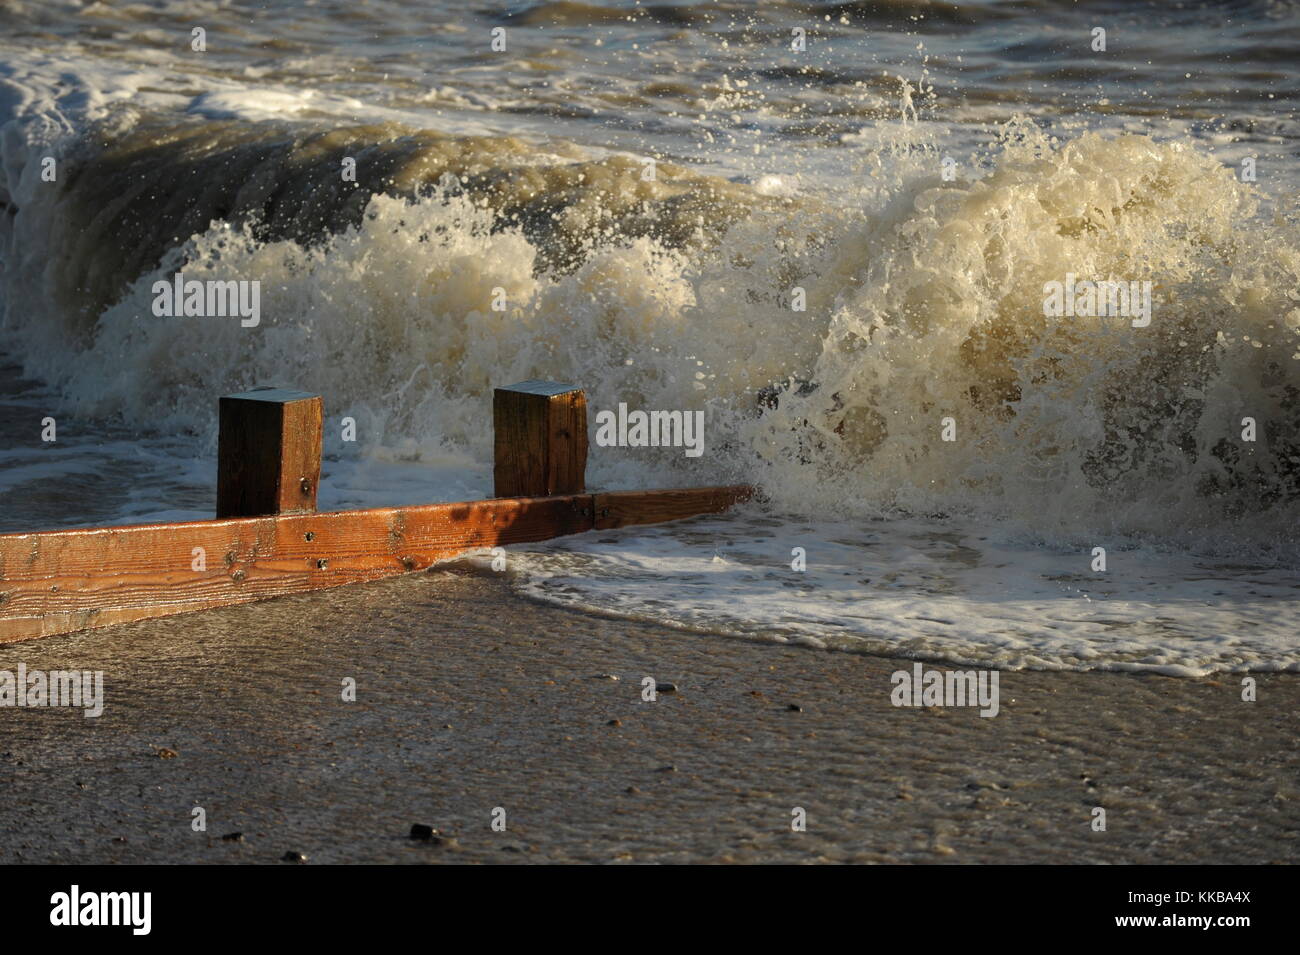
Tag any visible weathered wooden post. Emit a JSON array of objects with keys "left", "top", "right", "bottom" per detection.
[
  {"left": 216, "top": 388, "right": 323, "bottom": 518},
  {"left": 493, "top": 380, "right": 588, "bottom": 498},
  {"left": 2, "top": 378, "right": 753, "bottom": 643}
]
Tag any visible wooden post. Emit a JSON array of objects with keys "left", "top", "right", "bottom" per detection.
[
  {"left": 216, "top": 388, "right": 323, "bottom": 518},
  {"left": 494, "top": 380, "right": 587, "bottom": 498}
]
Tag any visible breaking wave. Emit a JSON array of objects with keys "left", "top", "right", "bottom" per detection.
[{"left": 1, "top": 114, "right": 1297, "bottom": 558}]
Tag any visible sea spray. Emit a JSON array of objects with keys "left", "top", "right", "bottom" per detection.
[{"left": 1, "top": 124, "right": 1296, "bottom": 554}]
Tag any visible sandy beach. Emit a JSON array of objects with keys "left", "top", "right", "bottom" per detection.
[{"left": 2, "top": 564, "right": 1295, "bottom": 865}]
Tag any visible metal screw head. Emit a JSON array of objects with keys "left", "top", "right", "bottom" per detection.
[{"left": 300, "top": 478, "right": 312, "bottom": 496}]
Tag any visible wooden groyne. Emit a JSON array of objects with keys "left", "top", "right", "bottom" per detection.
[{"left": 0, "top": 381, "right": 750, "bottom": 643}]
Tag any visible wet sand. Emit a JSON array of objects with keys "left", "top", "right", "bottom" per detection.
[{"left": 1, "top": 565, "right": 1296, "bottom": 864}]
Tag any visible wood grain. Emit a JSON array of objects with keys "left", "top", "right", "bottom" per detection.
[
  {"left": 216, "top": 389, "right": 323, "bottom": 518},
  {"left": 493, "top": 381, "right": 587, "bottom": 498},
  {"left": 0, "top": 485, "right": 753, "bottom": 644},
  {"left": 593, "top": 485, "right": 754, "bottom": 529},
  {"left": 0, "top": 495, "right": 593, "bottom": 644}
]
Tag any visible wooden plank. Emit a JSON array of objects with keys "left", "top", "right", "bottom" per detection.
[
  {"left": 593, "top": 486, "right": 754, "bottom": 529},
  {"left": 0, "top": 495, "right": 595, "bottom": 644},
  {"left": 216, "top": 389, "right": 323, "bottom": 518},
  {"left": 493, "top": 381, "right": 587, "bottom": 498}
]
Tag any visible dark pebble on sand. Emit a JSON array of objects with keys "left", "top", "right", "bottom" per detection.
[
  {"left": 659, "top": 682, "right": 678, "bottom": 693},
  {"left": 221, "top": 832, "right": 244, "bottom": 843},
  {"left": 787, "top": 704, "right": 803, "bottom": 712},
  {"left": 656, "top": 764, "right": 677, "bottom": 773},
  {"left": 281, "top": 851, "right": 308, "bottom": 863},
  {"left": 607, "top": 718, "right": 622, "bottom": 726},
  {"left": 410, "top": 824, "right": 438, "bottom": 840}
]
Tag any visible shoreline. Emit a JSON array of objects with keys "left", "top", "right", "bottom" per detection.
[{"left": 1, "top": 565, "right": 1295, "bottom": 864}]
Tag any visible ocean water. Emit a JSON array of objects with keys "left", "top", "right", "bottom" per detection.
[{"left": 0, "top": 0, "right": 1297, "bottom": 675}]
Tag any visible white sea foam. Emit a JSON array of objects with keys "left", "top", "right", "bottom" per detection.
[{"left": 496, "top": 514, "right": 1300, "bottom": 676}]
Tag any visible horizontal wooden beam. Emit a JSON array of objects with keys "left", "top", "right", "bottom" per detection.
[
  {"left": 0, "top": 495, "right": 592, "bottom": 644},
  {"left": 0, "top": 486, "right": 752, "bottom": 644},
  {"left": 594, "top": 486, "right": 753, "bottom": 529}
]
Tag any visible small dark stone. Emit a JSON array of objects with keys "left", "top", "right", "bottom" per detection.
[
  {"left": 656, "top": 764, "right": 677, "bottom": 773},
  {"left": 607, "top": 718, "right": 622, "bottom": 727},
  {"left": 659, "top": 682, "right": 679, "bottom": 693},
  {"left": 410, "top": 824, "right": 438, "bottom": 841},
  {"left": 110, "top": 836, "right": 128, "bottom": 844},
  {"left": 281, "top": 851, "right": 308, "bottom": 863},
  {"left": 786, "top": 704, "right": 803, "bottom": 712},
  {"left": 221, "top": 832, "right": 244, "bottom": 843}
]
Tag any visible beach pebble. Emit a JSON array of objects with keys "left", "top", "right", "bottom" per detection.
[
  {"left": 786, "top": 703, "right": 803, "bottom": 712},
  {"left": 658, "top": 682, "right": 679, "bottom": 693},
  {"left": 220, "top": 832, "right": 244, "bottom": 843},
  {"left": 156, "top": 747, "right": 179, "bottom": 758},
  {"left": 410, "top": 824, "right": 438, "bottom": 841},
  {"left": 281, "top": 851, "right": 308, "bottom": 863},
  {"left": 607, "top": 718, "right": 622, "bottom": 727},
  {"left": 656, "top": 764, "right": 677, "bottom": 773}
]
